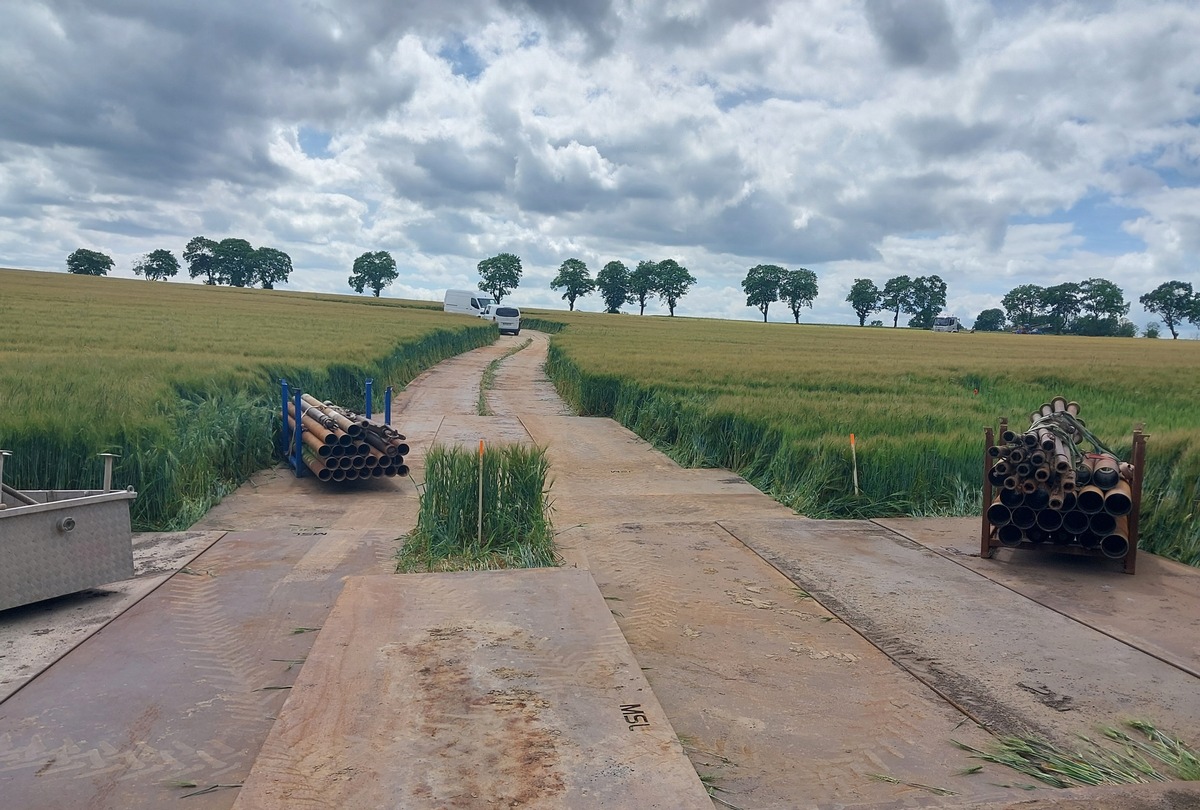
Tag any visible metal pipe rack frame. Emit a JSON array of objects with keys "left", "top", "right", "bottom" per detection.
[
  {"left": 279, "top": 379, "right": 394, "bottom": 479},
  {"left": 980, "top": 420, "right": 1147, "bottom": 574}
]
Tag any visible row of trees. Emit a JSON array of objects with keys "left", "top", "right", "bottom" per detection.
[
  {"left": 967, "top": 279, "right": 1200, "bottom": 338},
  {"left": 741, "top": 265, "right": 819, "bottom": 323},
  {"left": 69, "top": 247, "right": 185, "bottom": 281},
  {"left": 66, "top": 238, "right": 294, "bottom": 289},
  {"left": 844, "top": 275, "right": 948, "bottom": 328},
  {"left": 465, "top": 253, "right": 702, "bottom": 316},
  {"left": 553, "top": 258, "right": 698, "bottom": 316},
  {"left": 182, "top": 237, "right": 293, "bottom": 289},
  {"left": 992, "top": 278, "right": 1131, "bottom": 336}
]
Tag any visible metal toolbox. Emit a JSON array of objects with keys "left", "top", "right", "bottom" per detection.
[{"left": 0, "top": 489, "right": 137, "bottom": 611}]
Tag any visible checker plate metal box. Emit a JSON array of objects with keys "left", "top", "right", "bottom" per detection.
[{"left": 0, "top": 490, "right": 137, "bottom": 611}]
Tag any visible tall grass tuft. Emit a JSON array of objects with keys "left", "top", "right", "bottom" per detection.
[{"left": 397, "top": 444, "right": 557, "bottom": 572}]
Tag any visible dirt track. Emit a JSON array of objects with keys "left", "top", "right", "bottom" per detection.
[{"left": 2, "top": 332, "right": 1199, "bottom": 809}]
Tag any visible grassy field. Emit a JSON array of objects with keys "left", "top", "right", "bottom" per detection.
[
  {"left": 533, "top": 310, "right": 1200, "bottom": 566},
  {"left": 0, "top": 268, "right": 493, "bottom": 529}
]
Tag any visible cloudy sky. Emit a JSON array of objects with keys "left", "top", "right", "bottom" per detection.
[{"left": 2, "top": 0, "right": 1198, "bottom": 330}]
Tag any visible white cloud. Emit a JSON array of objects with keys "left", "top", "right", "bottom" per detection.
[{"left": 0, "top": 0, "right": 1197, "bottom": 332}]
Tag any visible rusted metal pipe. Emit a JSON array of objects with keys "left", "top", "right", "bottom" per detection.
[
  {"left": 288, "top": 418, "right": 335, "bottom": 457},
  {"left": 997, "top": 524, "right": 1024, "bottom": 546},
  {"left": 287, "top": 403, "right": 339, "bottom": 445},
  {"left": 1104, "top": 480, "right": 1133, "bottom": 516},
  {"left": 300, "top": 394, "right": 364, "bottom": 437},
  {"left": 1100, "top": 519, "right": 1130, "bottom": 559},
  {"left": 1011, "top": 506, "right": 1037, "bottom": 530},
  {"left": 1089, "top": 511, "right": 1117, "bottom": 537},
  {"left": 987, "top": 501, "right": 1012, "bottom": 526},
  {"left": 1076, "top": 485, "right": 1105, "bottom": 514},
  {"left": 1092, "top": 454, "right": 1120, "bottom": 490},
  {"left": 1036, "top": 508, "right": 1063, "bottom": 531},
  {"left": 999, "top": 488, "right": 1024, "bottom": 507},
  {"left": 1062, "top": 509, "right": 1090, "bottom": 535}
]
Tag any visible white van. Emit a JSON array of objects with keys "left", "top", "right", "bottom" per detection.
[
  {"left": 480, "top": 304, "right": 521, "bottom": 335},
  {"left": 932, "top": 314, "right": 963, "bottom": 332},
  {"left": 444, "top": 289, "right": 493, "bottom": 316}
]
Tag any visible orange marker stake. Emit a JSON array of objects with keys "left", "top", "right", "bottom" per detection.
[
  {"left": 478, "top": 439, "right": 485, "bottom": 549},
  {"left": 850, "top": 433, "right": 860, "bottom": 496}
]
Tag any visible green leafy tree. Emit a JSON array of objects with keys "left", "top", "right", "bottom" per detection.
[
  {"left": 880, "top": 275, "right": 911, "bottom": 327},
  {"left": 903, "top": 275, "right": 948, "bottom": 329},
  {"left": 213, "top": 238, "right": 257, "bottom": 287},
  {"left": 1073, "top": 277, "right": 1128, "bottom": 336},
  {"left": 349, "top": 250, "right": 399, "bottom": 297},
  {"left": 742, "top": 264, "right": 785, "bottom": 322},
  {"left": 1001, "top": 284, "right": 1046, "bottom": 329},
  {"left": 550, "top": 258, "right": 594, "bottom": 311},
  {"left": 845, "top": 278, "right": 881, "bottom": 326},
  {"left": 253, "top": 247, "right": 293, "bottom": 289},
  {"left": 596, "top": 260, "right": 631, "bottom": 313},
  {"left": 779, "top": 268, "right": 819, "bottom": 324},
  {"left": 629, "top": 260, "right": 658, "bottom": 315},
  {"left": 1143, "top": 322, "right": 1161, "bottom": 339},
  {"left": 1078, "top": 277, "right": 1128, "bottom": 319},
  {"left": 477, "top": 253, "right": 522, "bottom": 303},
  {"left": 1114, "top": 318, "right": 1138, "bottom": 338},
  {"left": 1042, "top": 282, "right": 1081, "bottom": 334},
  {"left": 973, "top": 308, "right": 1006, "bottom": 332},
  {"left": 66, "top": 248, "right": 113, "bottom": 276},
  {"left": 653, "top": 259, "right": 696, "bottom": 317},
  {"left": 132, "top": 249, "right": 179, "bottom": 281},
  {"left": 184, "top": 236, "right": 220, "bottom": 284},
  {"left": 1139, "top": 280, "right": 1195, "bottom": 339}
]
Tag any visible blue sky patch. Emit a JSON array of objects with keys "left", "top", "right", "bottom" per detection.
[
  {"left": 1011, "top": 194, "right": 1145, "bottom": 256},
  {"left": 439, "top": 39, "right": 486, "bottom": 81},
  {"left": 298, "top": 126, "right": 333, "bottom": 159}
]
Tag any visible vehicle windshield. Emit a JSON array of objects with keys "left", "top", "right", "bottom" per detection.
[
  {"left": 933, "top": 316, "right": 955, "bottom": 326},
  {"left": 496, "top": 307, "right": 519, "bottom": 317}
]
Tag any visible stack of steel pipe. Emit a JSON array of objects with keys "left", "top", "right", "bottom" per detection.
[
  {"left": 986, "top": 397, "right": 1133, "bottom": 559},
  {"left": 285, "top": 394, "right": 410, "bottom": 482}
]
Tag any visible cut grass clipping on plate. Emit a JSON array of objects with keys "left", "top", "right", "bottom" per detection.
[
  {"left": 954, "top": 720, "right": 1199, "bottom": 788},
  {"left": 396, "top": 443, "right": 556, "bottom": 572}
]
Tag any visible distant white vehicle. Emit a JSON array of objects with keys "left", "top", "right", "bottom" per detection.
[
  {"left": 932, "top": 314, "right": 963, "bottom": 333},
  {"left": 444, "top": 289, "right": 493, "bottom": 316},
  {"left": 479, "top": 304, "right": 521, "bottom": 336}
]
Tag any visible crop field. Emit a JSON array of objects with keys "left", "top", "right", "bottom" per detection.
[
  {"left": 536, "top": 310, "right": 1200, "bottom": 566},
  {"left": 0, "top": 268, "right": 493, "bottom": 529}
]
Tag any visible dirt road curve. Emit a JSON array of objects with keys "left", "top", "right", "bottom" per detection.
[{"left": 1, "top": 332, "right": 1198, "bottom": 810}]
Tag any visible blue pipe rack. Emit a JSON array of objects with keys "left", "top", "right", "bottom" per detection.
[{"left": 280, "top": 378, "right": 393, "bottom": 478}]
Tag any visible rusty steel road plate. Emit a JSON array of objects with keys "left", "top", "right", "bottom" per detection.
[
  {"left": 0, "top": 528, "right": 397, "bottom": 810},
  {"left": 231, "top": 570, "right": 711, "bottom": 809}
]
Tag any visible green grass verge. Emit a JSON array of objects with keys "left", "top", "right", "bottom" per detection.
[{"left": 396, "top": 443, "right": 557, "bottom": 571}]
